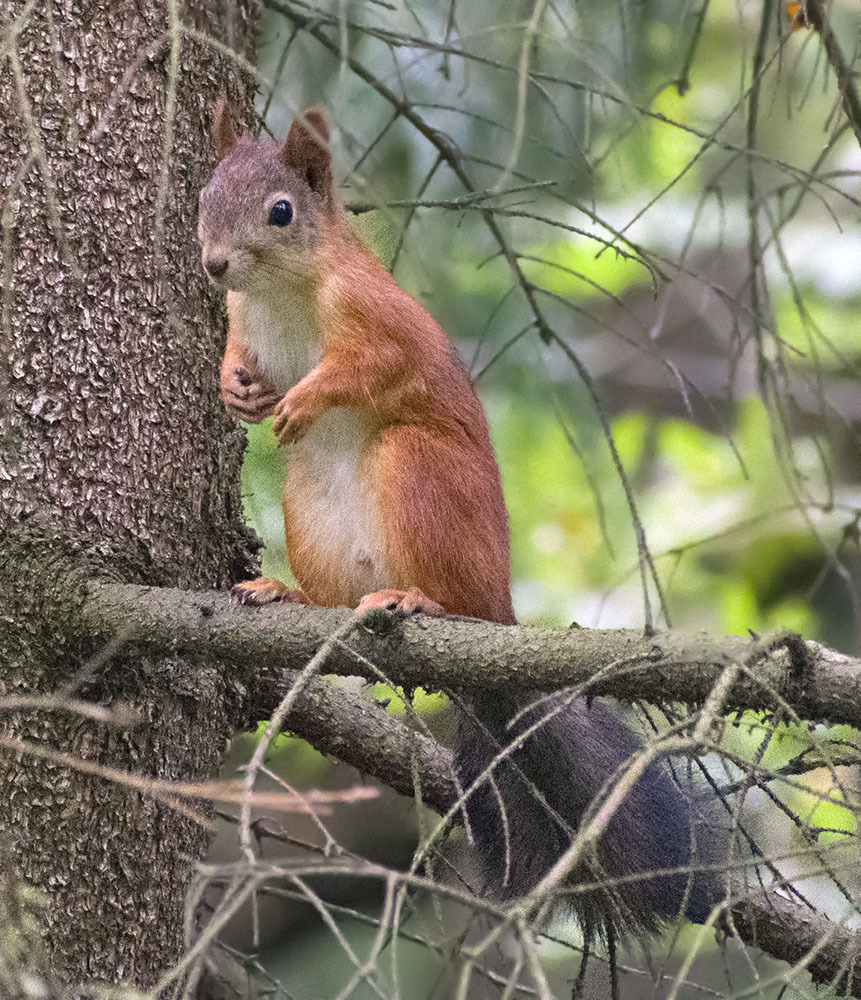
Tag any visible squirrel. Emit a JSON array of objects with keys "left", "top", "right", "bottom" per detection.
[{"left": 198, "top": 101, "right": 717, "bottom": 938}]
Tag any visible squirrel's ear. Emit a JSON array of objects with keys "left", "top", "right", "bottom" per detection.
[
  {"left": 213, "top": 95, "right": 239, "bottom": 161},
  {"left": 283, "top": 110, "right": 332, "bottom": 199}
]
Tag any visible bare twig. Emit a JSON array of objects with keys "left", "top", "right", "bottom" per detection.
[{"left": 802, "top": 0, "right": 861, "bottom": 149}]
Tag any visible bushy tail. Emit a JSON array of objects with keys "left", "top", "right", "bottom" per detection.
[{"left": 455, "top": 691, "right": 717, "bottom": 937}]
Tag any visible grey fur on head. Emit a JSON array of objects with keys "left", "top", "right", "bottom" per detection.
[{"left": 198, "top": 110, "right": 337, "bottom": 293}]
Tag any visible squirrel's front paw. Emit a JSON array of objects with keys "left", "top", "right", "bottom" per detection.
[
  {"left": 222, "top": 366, "right": 281, "bottom": 423},
  {"left": 272, "top": 390, "right": 318, "bottom": 445}
]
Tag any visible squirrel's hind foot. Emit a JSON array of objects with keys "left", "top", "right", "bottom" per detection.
[
  {"left": 231, "top": 578, "right": 307, "bottom": 606},
  {"left": 357, "top": 587, "right": 446, "bottom": 617}
]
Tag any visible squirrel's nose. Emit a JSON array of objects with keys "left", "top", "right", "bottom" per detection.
[{"left": 204, "top": 257, "right": 228, "bottom": 279}]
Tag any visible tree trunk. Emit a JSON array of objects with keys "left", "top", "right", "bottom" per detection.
[{"left": 0, "top": 0, "right": 258, "bottom": 988}]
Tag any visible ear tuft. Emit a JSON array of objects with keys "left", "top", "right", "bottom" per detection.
[
  {"left": 299, "top": 110, "right": 329, "bottom": 145},
  {"left": 213, "top": 95, "right": 239, "bottom": 161},
  {"left": 283, "top": 108, "right": 332, "bottom": 199}
]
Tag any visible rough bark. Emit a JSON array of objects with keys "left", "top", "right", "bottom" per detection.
[{"left": 0, "top": 0, "right": 259, "bottom": 988}]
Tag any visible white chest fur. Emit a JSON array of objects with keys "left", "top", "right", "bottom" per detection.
[
  {"left": 230, "top": 288, "right": 389, "bottom": 601},
  {"left": 229, "top": 289, "right": 323, "bottom": 394},
  {"left": 289, "top": 408, "right": 389, "bottom": 600}
]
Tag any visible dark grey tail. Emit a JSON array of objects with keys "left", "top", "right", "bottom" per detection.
[{"left": 455, "top": 691, "right": 718, "bottom": 937}]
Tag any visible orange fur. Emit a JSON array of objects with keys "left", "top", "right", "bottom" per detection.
[{"left": 206, "top": 109, "right": 514, "bottom": 626}]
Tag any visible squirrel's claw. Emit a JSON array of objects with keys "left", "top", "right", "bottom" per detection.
[
  {"left": 224, "top": 387, "right": 280, "bottom": 424},
  {"left": 222, "top": 366, "right": 280, "bottom": 423},
  {"left": 231, "top": 578, "right": 306, "bottom": 606},
  {"left": 272, "top": 398, "right": 313, "bottom": 445},
  {"left": 357, "top": 587, "right": 446, "bottom": 618}
]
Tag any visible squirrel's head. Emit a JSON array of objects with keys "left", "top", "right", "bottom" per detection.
[{"left": 198, "top": 100, "right": 336, "bottom": 293}]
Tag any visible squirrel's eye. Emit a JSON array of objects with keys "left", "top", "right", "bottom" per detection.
[{"left": 268, "top": 199, "right": 293, "bottom": 227}]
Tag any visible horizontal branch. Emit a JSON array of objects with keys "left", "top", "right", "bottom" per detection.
[{"left": 80, "top": 581, "right": 861, "bottom": 727}]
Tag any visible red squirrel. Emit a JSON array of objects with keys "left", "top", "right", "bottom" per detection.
[{"left": 198, "top": 103, "right": 716, "bottom": 937}]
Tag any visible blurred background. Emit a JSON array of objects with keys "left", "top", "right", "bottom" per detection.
[{"left": 207, "top": 1, "right": 861, "bottom": 996}]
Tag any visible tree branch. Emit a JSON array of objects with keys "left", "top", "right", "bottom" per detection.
[
  {"left": 5, "top": 571, "right": 853, "bottom": 993},
  {"left": 79, "top": 580, "right": 861, "bottom": 727},
  {"left": 732, "top": 886, "right": 861, "bottom": 996},
  {"left": 231, "top": 666, "right": 456, "bottom": 813}
]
